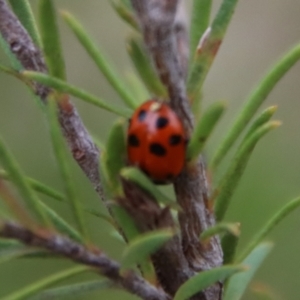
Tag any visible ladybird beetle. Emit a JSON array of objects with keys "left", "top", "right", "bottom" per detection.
[{"left": 127, "top": 99, "right": 186, "bottom": 183}]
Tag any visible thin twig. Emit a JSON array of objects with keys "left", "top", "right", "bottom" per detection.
[
  {"left": 0, "top": 0, "right": 102, "bottom": 197},
  {"left": 130, "top": 1, "right": 223, "bottom": 299},
  {"left": 0, "top": 221, "right": 171, "bottom": 300},
  {"left": 0, "top": 0, "right": 48, "bottom": 98}
]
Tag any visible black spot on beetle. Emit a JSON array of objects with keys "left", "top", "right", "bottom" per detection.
[
  {"left": 156, "top": 117, "right": 169, "bottom": 129},
  {"left": 138, "top": 110, "right": 147, "bottom": 122},
  {"left": 169, "top": 134, "right": 182, "bottom": 146},
  {"left": 149, "top": 143, "right": 167, "bottom": 156},
  {"left": 128, "top": 134, "right": 140, "bottom": 147}
]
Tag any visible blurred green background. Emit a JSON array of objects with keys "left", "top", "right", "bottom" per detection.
[{"left": 1, "top": 0, "right": 300, "bottom": 299}]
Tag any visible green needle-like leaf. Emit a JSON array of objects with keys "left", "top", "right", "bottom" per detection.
[
  {"left": 187, "top": 101, "right": 226, "bottom": 163},
  {"left": 61, "top": 11, "right": 137, "bottom": 109},
  {"left": 0, "top": 178, "right": 35, "bottom": 226},
  {"left": 242, "top": 106, "right": 278, "bottom": 142},
  {"left": 189, "top": 0, "right": 212, "bottom": 60},
  {"left": 127, "top": 37, "right": 167, "bottom": 97},
  {"left": 39, "top": 201, "right": 82, "bottom": 243},
  {"left": 214, "top": 121, "right": 281, "bottom": 221},
  {"left": 103, "top": 120, "right": 126, "bottom": 196},
  {"left": 2, "top": 266, "right": 90, "bottom": 300},
  {"left": 224, "top": 243, "right": 273, "bottom": 300},
  {"left": 111, "top": 206, "right": 157, "bottom": 281},
  {"left": 9, "top": 0, "right": 41, "bottom": 47},
  {"left": 126, "top": 72, "right": 150, "bottom": 104},
  {"left": 174, "top": 265, "right": 245, "bottom": 300},
  {"left": 222, "top": 231, "right": 240, "bottom": 265},
  {"left": 238, "top": 196, "right": 300, "bottom": 262},
  {"left": 109, "top": 204, "right": 140, "bottom": 242},
  {"left": 0, "top": 63, "right": 17, "bottom": 75},
  {"left": 0, "top": 35, "right": 22, "bottom": 70},
  {"left": 188, "top": 0, "right": 239, "bottom": 101},
  {"left": 200, "top": 222, "right": 240, "bottom": 241},
  {"left": 0, "top": 238, "right": 21, "bottom": 249},
  {"left": 120, "top": 167, "right": 176, "bottom": 207},
  {"left": 38, "top": 0, "right": 66, "bottom": 79},
  {"left": 110, "top": 1, "right": 138, "bottom": 30},
  {"left": 99, "top": 153, "right": 140, "bottom": 241},
  {"left": 22, "top": 71, "right": 131, "bottom": 117},
  {"left": 211, "top": 43, "right": 300, "bottom": 169},
  {"left": 47, "top": 100, "right": 88, "bottom": 240},
  {"left": 121, "top": 229, "right": 174, "bottom": 270},
  {"left": 0, "top": 137, "right": 50, "bottom": 227},
  {"left": 0, "top": 246, "right": 46, "bottom": 266},
  {"left": 0, "top": 169, "right": 64, "bottom": 202},
  {"left": 30, "top": 279, "right": 111, "bottom": 300},
  {"left": 0, "top": 169, "right": 113, "bottom": 230}
]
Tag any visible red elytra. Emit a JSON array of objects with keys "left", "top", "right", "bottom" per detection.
[{"left": 127, "top": 99, "right": 186, "bottom": 183}]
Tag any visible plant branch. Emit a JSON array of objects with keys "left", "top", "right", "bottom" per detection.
[
  {"left": 0, "top": 0, "right": 102, "bottom": 197},
  {"left": 0, "top": 221, "right": 171, "bottom": 300},
  {"left": 0, "top": 0, "right": 48, "bottom": 97},
  {"left": 130, "top": 1, "right": 223, "bottom": 299}
]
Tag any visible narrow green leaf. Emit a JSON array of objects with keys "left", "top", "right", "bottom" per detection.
[
  {"left": 200, "top": 222, "right": 240, "bottom": 241},
  {"left": 39, "top": 201, "right": 82, "bottom": 243},
  {"left": 109, "top": 204, "right": 139, "bottom": 242},
  {"left": 120, "top": 0, "right": 131, "bottom": 8},
  {"left": 47, "top": 99, "right": 88, "bottom": 240},
  {"left": 121, "top": 229, "right": 174, "bottom": 269},
  {"left": 238, "top": 196, "right": 300, "bottom": 262},
  {"left": 127, "top": 37, "right": 167, "bottom": 97},
  {"left": 0, "top": 169, "right": 113, "bottom": 232},
  {"left": 174, "top": 265, "right": 245, "bottom": 300},
  {"left": 187, "top": 101, "right": 226, "bottom": 162},
  {"left": 84, "top": 209, "right": 116, "bottom": 228},
  {"left": 9, "top": 0, "right": 41, "bottom": 47},
  {"left": 0, "top": 178, "right": 35, "bottom": 227},
  {"left": 30, "top": 279, "right": 111, "bottom": 300},
  {"left": 188, "top": 0, "right": 239, "bottom": 101},
  {"left": 22, "top": 71, "right": 131, "bottom": 117},
  {"left": 0, "top": 238, "right": 20, "bottom": 249},
  {"left": 222, "top": 231, "right": 239, "bottom": 264},
  {"left": 214, "top": 121, "right": 281, "bottom": 221},
  {"left": 2, "top": 266, "right": 90, "bottom": 300},
  {"left": 103, "top": 120, "right": 126, "bottom": 196},
  {"left": 92, "top": 135, "right": 104, "bottom": 151},
  {"left": 0, "top": 246, "right": 46, "bottom": 265},
  {"left": 126, "top": 72, "right": 150, "bottom": 105},
  {"left": 120, "top": 167, "right": 176, "bottom": 207},
  {"left": 211, "top": 43, "right": 300, "bottom": 169},
  {"left": 189, "top": 0, "right": 212, "bottom": 60},
  {"left": 110, "top": 1, "right": 138, "bottom": 30},
  {"left": 0, "top": 34, "right": 22, "bottom": 70},
  {"left": 0, "top": 169, "right": 64, "bottom": 202},
  {"left": 242, "top": 105, "right": 278, "bottom": 142},
  {"left": 109, "top": 204, "right": 158, "bottom": 282},
  {"left": 224, "top": 243, "right": 273, "bottom": 300},
  {"left": 0, "top": 137, "right": 50, "bottom": 227},
  {"left": 2, "top": 172, "right": 79, "bottom": 241},
  {"left": 0, "top": 63, "right": 16, "bottom": 75},
  {"left": 38, "top": 0, "right": 66, "bottom": 79},
  {"left": 61, "top": 11, "right": 137, "bottom": 109},
  {"left": 99, "top": 152, "right": 137, "bottom": 240}
]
